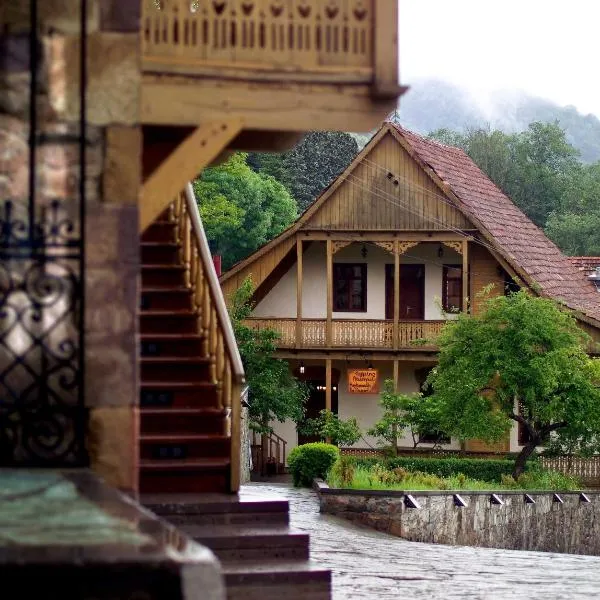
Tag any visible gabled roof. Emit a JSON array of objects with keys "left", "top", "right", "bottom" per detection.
[
  {"left": 222, "top": 122, "right": 600, "bottom": 325},
  {"left": 389, "top": 124, "right": 600, "bottom": 323}
]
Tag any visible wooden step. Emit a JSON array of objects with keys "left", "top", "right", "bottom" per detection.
[
  {"left": 141, "top": 287, "right": 193, "bottom": 311},
  {"left": 141, "top": 334, "right": 205, "bottom": 358},
  {"left": 185, "top": 524, "right": 309, "bottom": 562},
  {"left": 139, "top": 457, "right": 231, "bottom": 494},
  {"left": 140, "top": 381, "right": 219, "bottom": 408},
  {"left": 141, "top": 241, "right": 181, "bottom": 265},
  {"left": 141, "top": 357, "right": 211, "bottom": 383},
  {"left": 222, "top": 560, "right": 331, "bottom": 600},
  {"left": 141, "top": 407, "right": 227, "bottom": 435},
  {"left": 140, "top": 433, "right": 230, "bottom": 461},
  {"left": 141, "top": 264, "right": 187, "bottom": 288},
  {"left": 140, "top": 310, "right": 197, "bottom": 334},
  {"left": 142, "top": 220, "right": 177, "bottom": 243}
]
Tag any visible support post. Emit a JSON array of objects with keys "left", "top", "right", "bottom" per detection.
[
  {"left": 325, "top": 359, "right": 332, "bottom": 413},
  {"left": 393, "top": 359, "right": 399, "bottom": 392},
  {"left": 296, "top": 237, "right": 303, "bottom": 349},
  {"left": 326, "top": 239, "right": 333, "bottom": 346},
  {"left": 462, "top": 239, "right": 469, "bottom": 313},
  {"left": 393, "top": 240, "right": 400, "bottom": 349}
]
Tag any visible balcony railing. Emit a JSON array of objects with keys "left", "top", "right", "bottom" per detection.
[
  {"left": 141, "top": 0, "right": 395, "bottom": 89},
  {"left": 244, "top": 318, "right": 446, "bottom": 349}
]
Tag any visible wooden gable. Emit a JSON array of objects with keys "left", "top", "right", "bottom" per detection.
[{"left": 301, "top": 130, "right": 474, "bottom": 231}]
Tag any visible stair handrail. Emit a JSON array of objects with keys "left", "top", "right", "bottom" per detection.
[{"left": 169, "top": 183, "right": 245, "bottom": 491}]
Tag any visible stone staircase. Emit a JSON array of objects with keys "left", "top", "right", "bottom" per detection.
[
  {"left": 144, "top": 493, "right": 331, "bottom": 600},
  {"left": 140, "top": 215, "right": 231, "bottom": 493}
]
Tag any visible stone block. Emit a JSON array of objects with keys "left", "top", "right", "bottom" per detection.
[
  {"left": 0, "top": 115, "right": 28, "bottom": 199},
  {"left": 103, "top": 126, "right": 142, "bottom": 204},
  {"left": 47, "top": 33, "right": 140, "bottom": 125},
  {"left": 88, "top": 406, "right": 138, "bottom": 492}
]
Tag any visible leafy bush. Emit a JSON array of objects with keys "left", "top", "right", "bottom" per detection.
[
  {"left": 341, "top": 455, "right": 540, "bottom": 483},
  {"left": 288, "top": 443, "right": 340, "bottom": 487},
  {"left": 329, "top": 456, "right": 356, "bottom": 487},
  {"left": 299, "top": 409, "right": 362, "bottom": 446}
]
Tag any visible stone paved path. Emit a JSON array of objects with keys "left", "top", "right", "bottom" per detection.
[{"left": 242, "top": 483, "right": 600, "bottom": 600}]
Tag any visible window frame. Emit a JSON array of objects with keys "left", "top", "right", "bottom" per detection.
[
  {"left": 333, "top": 262, "right": 368, "bottom": 313},
  {"left": 442, "top": 264, "right": 463, "bottom": 313}
]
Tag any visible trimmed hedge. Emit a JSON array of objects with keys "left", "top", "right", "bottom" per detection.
[
  {"left": 345, "top": 455, "right": 539, "bottom": 483},
  {"left": 288, "top": 443, "right": 340, "bottom": 487}
]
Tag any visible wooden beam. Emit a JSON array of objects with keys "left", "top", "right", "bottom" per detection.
[
  {"left": 393, "top": 241, "right": 400, "bottom": 350},
  {"left": 326, "top": 239, "right": 333, "bottom": 346},
  {"left": 373, "top": 0, "right": 402, "bottom": 99},
  {"left": 276, "top": 350, "right": 439, "bottom": 362},
  {"left": 296, "top": 238, "right": 303, "bottom": 349},
  {"left": 142, "top": 77, "right": 397, "bottom": 132},
  {"left": 393, "top": 359, "right": 399, "bottom": 392},
  {"left": 300, "top": 231, "right": 473, "bottom": 242},
  {"left": 139, "top": 119, "right": 243, "bottom": 232},
  {"left": 462, "top": 239, "right": 469, "bottom": 313}
]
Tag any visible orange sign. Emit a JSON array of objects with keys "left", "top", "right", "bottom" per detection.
[{"left": 348, "top": 369, "right": 379, "bottom": 394}]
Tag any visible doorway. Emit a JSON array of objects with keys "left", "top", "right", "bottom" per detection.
[{"left": 385, "top": 264, "right": 425, "bottom": 320}]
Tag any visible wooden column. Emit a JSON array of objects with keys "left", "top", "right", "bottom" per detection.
[
  {"left": 296, "top": 238, "right": 303, "bottom": 349},
  {"left": 393, "top": 241, "right": 400, "bottom": 350},
  {"left": 393, "top": 359, "right": 399, "bottom": 392},
  {"left": 462, "top": 239, "right": 469, "bottom": 313},
  {"left": 325, "top": 359, "right": 332, "bottom": 413},
  {"left": 326, "top": 239, "right": 333, "bottom": 346}
]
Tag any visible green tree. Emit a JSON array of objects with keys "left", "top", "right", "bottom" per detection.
[
  {"left": 229, "top": 278, "right": 307, "bottom": 435},
  {"left": 194, "top": 153, "right": 298, "bottom": 269},
  {"left": 299, "top": 409, "right": 362, "bottom": 447},
  {"left": 427, "top": 290, "right": 600, "bottom": 478},
  {"left": 249, "top": 131, "right": 358, "bottom": 212}
]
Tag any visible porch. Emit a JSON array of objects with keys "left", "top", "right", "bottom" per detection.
[{"left": 244, "top": 317, "right": 446, "bottom": 349}]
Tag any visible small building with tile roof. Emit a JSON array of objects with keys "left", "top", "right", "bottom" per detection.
[{"left": 220, "top": 122, "right": 600, "bottom": 460}]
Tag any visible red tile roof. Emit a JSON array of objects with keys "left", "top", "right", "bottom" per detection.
[
  {"left": 569, "top": 257, "right": 600, "bottom": 274},
  {"left": 391, "top": 124, "right": 600, "bottom": 323}
]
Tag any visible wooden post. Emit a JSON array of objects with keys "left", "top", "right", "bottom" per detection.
[
  {"left": 462, "top": 239, "right": 469, "bottom": 313},
  {"left": 393, "top": 359, "right": 399, "bottom": 392},
  {"left": 326, "top": 239, "right": 333, "bottom": 346},
  {"left": 325, "top": 359, "right": 332, "bottom": 413},
  {"left": 373, "top": 0, "right": 400, "bottom": 98},
  {"left": 393, "top": 241, "right": 400, "bottom": 350},
  {"left": 296, "top": 238, "right": 303, "bottom": 349}
]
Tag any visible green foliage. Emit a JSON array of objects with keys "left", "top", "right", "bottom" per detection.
[
  {"left": 194, "top": 153, "right": 298, "bottom": 269},
  {"left": 344, "top": 455, "right": 536, "bottom": 483},
  {"left": 230, "top": 278, "right": 307, "bottom": 432},
  {"left": 329, "top": 455, "right": 356, "bottom": 487},
  {"left": 248, "top": 132, "right": 358, "bottom": 212},
  {"left": 500, "top": 471, "right": 580, "bottom": 491},
  {"left": 298, "top": 409, "right": 362, "bottom": 447},
  {"left": 367, "top": 379, "right": 447, "bottom": 453},
  {"left": 288, "top": 443, "right": 340, "bottom": 487},
  {"left": 427, "top": 290, "right": 600, "bottom": 477}
]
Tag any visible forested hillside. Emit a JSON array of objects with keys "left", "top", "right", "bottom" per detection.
[{"left": 400, "top": 79, "right": 600, "bottom": 163}]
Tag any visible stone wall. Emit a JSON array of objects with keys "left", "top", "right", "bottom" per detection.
[
  {"left": 240, "top": 406, "right": 252, "bottom": 484},
  {"left": 317, "top": 483, "right": 600, "bottom": 556}
]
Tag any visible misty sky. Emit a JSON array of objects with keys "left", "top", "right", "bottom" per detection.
[{"left": 399, "top": 0, "right": 600, "bottom": 117}]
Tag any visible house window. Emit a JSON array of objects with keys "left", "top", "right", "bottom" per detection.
[
  {"left": 333, "top": 263, "right": 367, "bottom": 312},
  {"left": 442, "top": 265, "right": 463, "bottom": 312}
]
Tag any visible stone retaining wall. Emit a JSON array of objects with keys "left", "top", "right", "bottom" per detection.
[{"left": 316, "top": 482, "right": 600, "bottom": 555}]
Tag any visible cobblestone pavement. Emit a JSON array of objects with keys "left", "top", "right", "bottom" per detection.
[{"left": 242, "top": 483, "right": 600, "bottom": 600}]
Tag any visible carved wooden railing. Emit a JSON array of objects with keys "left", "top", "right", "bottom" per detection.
[
  {"left": 540, "top": 456, "right": 600, "bottom": 487},
  {"left": 141, "top": 0, "right": 397, "bottom": 92},
  {"left": 171, "top": 183, "right": 245, "bottom": 491},
  {"left": 251, "top": 430, "right": 287, "bottom": 474},
  {"left": 243, "top": 318, "right": 446, "bottom": 349}
]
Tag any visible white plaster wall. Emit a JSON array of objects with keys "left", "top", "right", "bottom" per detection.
[{"left": 253, "top": 242, "right": 462, "bottom": 320}]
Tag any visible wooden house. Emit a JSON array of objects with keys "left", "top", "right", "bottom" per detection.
[{"left": 220, "top": 122, "right": 600, "bottom": 457}]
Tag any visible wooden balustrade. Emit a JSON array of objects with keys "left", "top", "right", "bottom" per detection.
[
  {"left": 170, "top": 184, "right": 245, "bottom": 491},
  {"left": 540, "top": 456, "right": 600, "bottom": 487},
  {"left": 142, "top": 0, "right": 381, "bottom": 83},
  {"left": 251, "top": 430, "right": 287, "bottom": 475},
  {"left": 244, "top": 318, "right": 446, "bottom": 349}
]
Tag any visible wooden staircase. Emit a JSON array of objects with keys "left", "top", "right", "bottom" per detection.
[{"left": 139, "top": 188, "right": 244, "bottom": 494}]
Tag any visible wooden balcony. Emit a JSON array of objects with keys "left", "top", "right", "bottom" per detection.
[
  {"left": 244, "top": 318, "right": 446, "bottom": 349},
  {"left": 140, "top": 0, "right": 403, "bottom": 131}
]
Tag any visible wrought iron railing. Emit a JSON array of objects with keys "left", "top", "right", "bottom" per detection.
[
  {"left": 244, "top": 318, "right": 446, "bottom": 349},
  {"left": 170, "top": 184, "right": 245, "bottom": 490}
]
